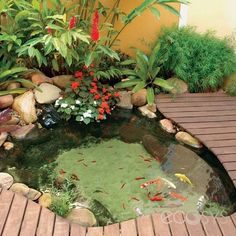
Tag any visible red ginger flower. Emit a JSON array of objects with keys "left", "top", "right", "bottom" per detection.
[
  {"left": 75, "top": 71, "right": 83, "bottom": 78},
  {"left": 101, "top": 101, "right": 109, "bottom": 109},
  {"left": 91, "top": 10, "right": 100, "bottom": 41},
  {"left": 94, "top": 94, "right": 101, "bottom": 100},
  {"left": 98, "top": 114, "right": 104, "bottom": 120},
  {"left": 98, "top": 108, "right": 104, "bottom": 114},
  {"left": 71, "top": 81, "right": 80, "bottom": 90},
  {"left": 90, "top": 88, "right": 97, "bottom": 94},
  {"left": 69, "top": 16, "right": 77, "bottom": 29}
]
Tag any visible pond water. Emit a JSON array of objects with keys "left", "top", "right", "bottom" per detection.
[{"left": 0, "top": 109, "right": 235, "bottom": 225}]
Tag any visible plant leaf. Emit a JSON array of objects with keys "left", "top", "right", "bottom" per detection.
[
  {"left": 153, "top": 78, "right": 174, "bottom": 91},
  {"left": 147, "top": 87, "right": 155, "bottom": 105}
]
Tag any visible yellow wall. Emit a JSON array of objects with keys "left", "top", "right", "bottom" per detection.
[{"left": 187, "top": 0, "right": 236, "bottom": 37}]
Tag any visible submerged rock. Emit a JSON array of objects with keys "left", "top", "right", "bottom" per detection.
[
  {"left": 117, "top": 91, "right": 133, "bottom": 109},
  {"left": 175, "top": 131, "right": 202, "bottom": 148},
  {"left": 131, "top": 89, "right": 147, "bottom": 107},
  {"left": 39, "top": 193, "right": 52, "bottom": 208},
  {"left": 0, "top": 95, "right": 14, "bottom": 109},
  {"left": 0, "top": 172, "right": 14, "bottom": 189},
  {"left": 12, "top": 91, "right": 37, "bottom": 124},
  {"left": 10, "top": 183, "right": 30, "bottom": 196},
  {"left": 11, "top": 124, "right": 35, "bottom": 140},
  {"left": 34, "top": 83, "right": 61, "bottom": 104},
  {"left": 138, "top": 105, "right": 157, "bottom": 118},
  {"left": 3, "top": 141, "right": 14, "bottom": 150},
  {"left": 66, "top": 208, "right": 97, "bottom": 227},
  {"left": 160, "top": 119, "right": 176, "bottom": 134},
  {"left": 0, "top": 132, "right": 8, "bottom": 147}
]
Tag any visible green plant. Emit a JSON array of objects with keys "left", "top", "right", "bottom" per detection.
[
  {"left": 56, "top": 65, "right": 120, "bottom": 124},
  {"left": 203, "top": 201, "right": 232, "bottom": 217},
  {"left": 115, "top": 44, "right": 174, "bottom": 104},
  {"left": 157, "top": 26, "right": 236, "bottom": 92}
]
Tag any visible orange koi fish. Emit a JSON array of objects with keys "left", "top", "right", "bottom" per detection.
[
  {"left": 149, "top": 195, "right": 165, "bottom": 202},
  {"left": 169, "top": 191, "right": 188, "bottom": 202},
  {"left": 140, "top": 178, "right": 163, "bottom": 191}
]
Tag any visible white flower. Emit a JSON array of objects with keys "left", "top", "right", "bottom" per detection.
[
  {"left": 87, "top": 110, "right": 92, "bottom": 113},
  {"left": 70, "top": 105, "right": 75, "bottom": 110},
  {"left": 58, "top": 97, "right": 63, "bottom": 100},
  {"left": 83, "top": 112, "right": 92, "bottom": 118},
  {"left": 61, "top": 103, "right": 68, "bottom": 108},
  {"left": 75, "top": 100, "right": 81, "bottom": 105},
  {"left": 93, "top": 101, "right": 97, "bottom": 105},
  {"left": 80, "top": 117, "right": 84, "bottom": 121},
  {"left": 54, "top": 100, "right": 60, "bottom": 107}
]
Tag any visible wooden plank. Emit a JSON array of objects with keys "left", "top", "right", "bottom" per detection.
[
  {"left": 152, "top": 213, "right": 171, "bottom": 236},
  {"left": 158, "top": 96, "right": 236, "bottom": 102},
  {"left": 120, "top": 219, "right": 137, "bottom": 236},
  {"left": 218, "top": 154, "right": 236, "bottom": 163},
  {"left": 216, "top": 217, "right": 236, "bottom": 236},
  {"left": 167, "top": 212, "right": 189, "bottom": 236},
  {"left": 206, "top": 140, "right": 236, "bottom": 148},
  {"left": 87, "top": 227, "right": 103, "bottom": 236},
  {"left": 188, "top": 127, "right": 236, "bottom": 135},
  {"left": 201, "top": 216, "right": 222, "bottom": 236},
  {"left": 183, "top": 213, "right": 205, "bottom": 236},
  {"left": 2, "top": 193, "right": 27, "bottom": 236},
  {"left": 174, "top": 116, "right": 236, "bottom": 123},
  {"left": 36, "top": 207, "right": 55, "bottom": 236},
  {"left": 104, "top": 223, "right": 120, "bottom": 236},
  {"left": 137, "top": 215, "right": 155, "bottom": 236},
  {"left": 198, "top": 134, "right": 236, "bottom": 141},
  {"left": 228, "top": 171, "right": 236, "bottom": 180},
  {"left": 230, "top": 213, "right": 236, "bottom": 226},
  {"left": 156, "top": 92, "right": 226, "bottom": 99},
  {"left": 223, "top": 162, "right": 236, "bottom": 171},
  {"left": 211, "top": 147, "right": 236, "bottom": 155},
  {"left": 181, "top": 121, "right": 236, "bottom": 129},
  {"left": 0, "top": 190, "right": 15, "bottom": 234},
  {"left": 19, "top": 200, "right": 41, "bottom": 236},
  {"left": 70, "top": 224, "right": 86, "bottom": 236},
  {"left": 53, "top": 216, "right": 70, "bottom": 236}
]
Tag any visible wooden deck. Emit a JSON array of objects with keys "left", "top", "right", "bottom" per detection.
[
  {"left": 0, "top": 91, "right": 236, "bottom": 236},
  {"left": 0, "top": 188, "right": 235, "bottom": 236},
  {"left": 156, "top": 92, "right": 236, "bottom": 188}
]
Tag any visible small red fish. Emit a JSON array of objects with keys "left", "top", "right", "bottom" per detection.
[
  {"left": 71, "top": 173, "right": 80, "bottom": 181},
  {"left": 91, "top": 160, "right": 96, "bottom": 163},
  {"left": 120, "top": 183, "right": 126, "bottom": 189},
  {"left": 149, "top": 195, "right": 165, "bottom": 202},
  {"left": 131, "top": 197, "right": 140, "bottom": 201},
  {"left": 59, "top": 169, "right": 66, "bottom": 175},
  {"left": 140, "top": 178, "right": 162, "bottom": 189},
  {"left": 135, "top": 177, "right": 145, "bottom": 181},
  {"left": 169, "top": 192, "right": 188, "bottom": 202},
  {"left": 144, "top": 158, "right": 152, "bottom": 162},
  {"left": 77, "top": 159, "right": 84, "bottom": 163},
  {"left": 82, "top": 163, "right": 88, "bottom": 167}
]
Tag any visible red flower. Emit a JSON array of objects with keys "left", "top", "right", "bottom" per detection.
[
  {"left": 98, "top": 108, "right": 104, "bottom": 114},
  {"left": 75, "top": 71, "right": 83, "bottom": 78},
  {"left": 98, "top": 114, "right": 104, "bottom": 120},
  {"left": 71, "top": 81, "right": 80, "bottom": 90},
  {"left": 91, "top": 82, "right": 97, "bottom": 87},
  {"left": 106, "top": 108, "right": 111, "bottom": 114},
  {"left": 47, "top": 27, "right": 52, "bottom": 34},
  {"left": 107, "top": 93, "right": 112, "bottom": 98},
  {"left": 91, "top": 10, "right": 100, "bottom": 41},
  {"left": 114, "top": 92, "right": 120, "bottom": 98},
  {"left": 94, "top": 94, "right": 101, "bottom": 100},
  {"left": 90, "top": 64, "right": 94, "bottom": 67},
  {"left": 83, "top": 65, "right": 88, "bottom": 70},
  {"left": 69, "top": 16, "right": 77, "bottom": 29},
  {"left": 90, "top": 88, "right": 97, "bottom": 94},
  {"left": 89, "top": 71, "right": 94, "bottom": 76},
  {"left": 93, "top": 77, "right": 97, "bottom": 82},
  {"left": 102, "top": 87, "right": 107, "bottom": 93},
  {"left": 101, "top": 101, "right": 109, "bottom": 109}
]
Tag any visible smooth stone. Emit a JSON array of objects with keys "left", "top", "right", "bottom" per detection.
[
  {"left": 66, "top": 208, "right": 97, "bottom": 227},
  {"left": 138, "top": 105, "right": 157, "bottom": 118},
  {"left": 3, "top": 141, "right": 14, "bottom": 150},
  {"left": 52, "top": 75, "right": 73, "bottom": 89},
  {"left": 147, "top": 103, "right": 157, "bottom": 113},
  {"left": 1, "top": 116, "right": 20, "bottom": 125},
  {"left": 142, "top": 135, "right": 168, "bottom": 162},
  {"left": 10, "top": 124, "right": 35, "bottom": 140},
  {"left": 131, "top": 89, "right": 147, "bottom": 107},
  {"left": 26, "top": 188, "right": 42, "bottom": 201},
  {"left": 30, "top": 72, "right": 52, "bottom": 85},
  {"left": 34, "top": 83, "right": 62, "bottom": 104},
  {"left": 0, "top": 172, "right": 14, "bottom": 189},
  {"left": 175, "top": 131, "right": 202, "bottom": 148},
  {"left": 167, "top": 77, "right": 188, "bottom": 94},
  {"left": 10, "top": 183, "right": 30, "bottom": 195},
  {"left": 160, "top": 119, "right": 176, "bottom": 134},
  {"left": 0, "top": 95, "right": 14, "bottom": 109},
  {"left": 7, "top": 82, "right": 21, "bottom": 90},
  {"left": 0, "top": 132, "right": 8, "bottom": 147},
  {"left": 39, "top": 193, "right": 52, "bottom": 208},
  {"left": 117, "top": 91, "right": 133, "bottom": 109},
  {"left": 12, "top": 91, "right": 37, "bottom": 124}
]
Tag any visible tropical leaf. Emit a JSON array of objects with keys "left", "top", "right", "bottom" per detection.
[
  {"left": 153, "top": 78, "right": 174, "bottom": 91},
  {"left": 115, "top": 79, "right": 139, "bottom": 89},
  {"left": 147, "top": 87, "right": 155, "bottom": 104},
  {"left": 0, "top": 88, "right": 27, "bottom": 96},
  {"left": 132, "top": 80, "right": 146, "bottom": 93}
]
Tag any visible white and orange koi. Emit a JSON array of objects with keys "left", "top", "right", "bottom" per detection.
[{"left": 140, "top": 178, "right": 163, "bottom": 190}]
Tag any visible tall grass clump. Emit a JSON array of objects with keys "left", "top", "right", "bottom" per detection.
[{"left": 157, "top": 26, "right": 236, "bottom": 92}]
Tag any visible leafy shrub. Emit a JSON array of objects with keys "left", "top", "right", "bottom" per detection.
[
  {"left": 157, "top": 26, "right": 236, "bottom": 92},
  {"left": 55, "top": 65, "right": 120, "bottom": 124}
]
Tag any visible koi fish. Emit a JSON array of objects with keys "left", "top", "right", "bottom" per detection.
[
  {"left": 174, "top": 173, "right": 193, "bottom": 186},
  {"left": 169, "top": 191, "right": 188, "bottom": 202},
  {"left": 120, "top": 183, "right": 126, "bottom": 189},
  {"left": 160, "top": 178, "right": 176, "bottom": 189},
  {"left": 131, "top": 197, "right": 140, "bottom": 201},
  {"left": 140, "top": 178, "right": 162, "bottom": 189},
  {"left": 71, "top": 173, "right": 80, "bottom": 181},
  {"left": 149, "top": 195, "right": 165, "bottom": 202},
  {"left": 135, "top": 177, "right": 145, "bottom": 181},
  {"left": 59, "top": 169, "right": 66, "bottom": 175}
]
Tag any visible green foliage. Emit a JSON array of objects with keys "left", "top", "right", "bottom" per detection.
[
  {"left": 115, "top": 44, "right": 173, "bottom": 104},
  {"left": 56, "top": 65, "right": 120, "bottom": 124},
  {"left": 203, "top": 201, "right": 233, "bottom": 217},
  {"left": 157, "top": 26, "right": 236, "bottom": 92}
]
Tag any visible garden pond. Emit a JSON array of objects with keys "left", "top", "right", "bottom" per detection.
[{"left": 0, "top": 108, "right": 235, "bottom": 226}]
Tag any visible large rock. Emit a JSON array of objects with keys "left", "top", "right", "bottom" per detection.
[
  {"left": 11, "top": 124, "right": 35, "bottom": 140},
  {"left": 117, "top": 91, "right": 133, "bottom": 109},
  {"left": 12, "top": 91, "right": 37, "bottom": 124},
  {"left": 0, "top": 95, "right": 14, "bottom": 109},
  {"left": 0, "top": 132, "right": 8, "bottom": 147},
  {"left": 26, "top": 188, "right": 42, "bottom": 201},
  {"left": 66, "top": 208, "right": 97, "bottom": 227},
  {"left": 10, "top": 183, "right": 30, "bottom": 196},
  {"left": 160, "top": 119, "right": 176, "bottom": 134},
  {"left": 34, "top": 83, "right": 62, "bottom": 104},
  {"left": 30, "top": 72, "right": 52, "bottom": 85},
  {"left": 175, "top": 131, "right": 202, "bottom": 148},
  {"left": 138, "top": 105, "right": 157, "bottom": 118},
  {"left": 167, "top": 77, "right": 188, "bottom": 94},
  {"left": 52, "top": 75, "right": 73, "bottom": 89},
  {"left": 39, "top": 193, "right": 52, "bottom": 208},
  {"left": 0, "top": 172, "right": 14, "bottom": 189},
  {"left": 131, "top": 89, "right": 147, "bottom": 107}
]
